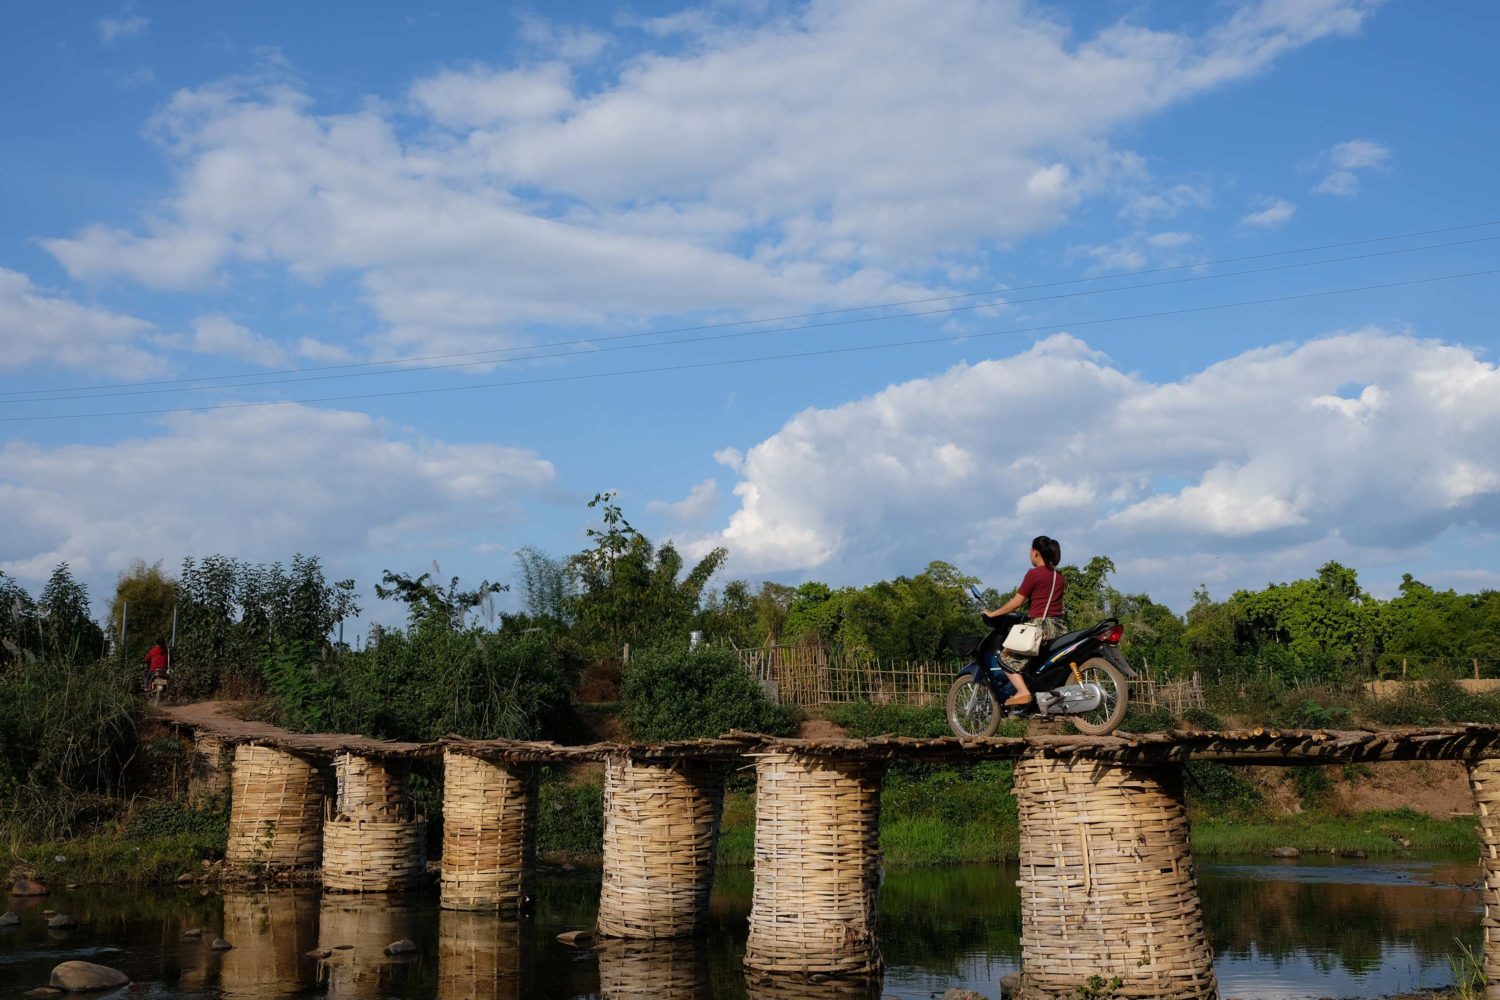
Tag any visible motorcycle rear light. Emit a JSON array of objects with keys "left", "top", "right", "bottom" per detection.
[{"left": 1101, "top": 624, "right": 1123, "bottom": 645}]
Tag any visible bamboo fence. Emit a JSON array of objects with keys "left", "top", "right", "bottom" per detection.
[
  {"left": 225, "top": 744, "right": 326, "bottom": 867},
  {"left": 438, "top": 910, "right": 524, "bottom": 1000},
  {"left": 1129, "top": 670, "right": 1207, "bottom": 715},
  {"left": 597, "top": 756, "right": 726, "bottom": 938},
  {"left": 743, "top": 753, "right": 883, "bottom": 977},
  {"left": 440, "top": 751, "right": 537, "bottom": 912},
  {"left": 1468, "top": 759, "right": 1500, "bottom": 989},
  {"left": 1014, "top": 757, "right": 1216, "bottom": 998}
]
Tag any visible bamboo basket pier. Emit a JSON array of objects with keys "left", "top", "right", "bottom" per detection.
[
  {"left": 743, "top": 971, "right": 885, "bottom": 1000},
  {"left": 1014, "top": 757, "right": 1216, "bottom": 999},
  {"left": 1468, "top": 759, "right": 1500, "bottom": 989},
  {"left": 226, "top": 744, "right": 326, "bottom": 867},
  {"left": 189, "top": 731, "right": 232, "bottom": 803},
  {"left": 217, "top": 889, "right": 318, "bottom": 997},
  {"left": 335, "top": 752, "right": 410, "bottom": 819},
  {"left": 440, "top": 750, "right": 537, "bottom": 912},
  {"left": 742, "top": 753, "right": 883, "bottom": 976},
  {"left": 323, "top": 752, "right": 426, "bottom": 892},
  {"left": 317, "top": 893, "right": 419, "bottom": 999},
  {"left": 438, "top": 910, "right": 524, "bottom": 1000},
  {"left": 597, "top": 937, "right": 708, "bottom": 999},
  {"left": 597, "top": 756, "right": 726, "bottom": 938}
]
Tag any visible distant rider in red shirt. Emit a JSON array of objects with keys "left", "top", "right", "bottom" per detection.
[
  {"left": 983, "top": 535, "right": 1066, "bottom": 708},
  {"left": 144, "top": 638, "right": 169, "bottom": 683}
]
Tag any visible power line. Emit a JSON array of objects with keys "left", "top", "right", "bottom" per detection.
[
  {"left": 6, "top": 266, "right": 1495, "bottom": 424},
  {"left": 5, "top": 218, "right": 1498, "bottom": 400},
  {"left": 8, "top": 233, "right": 1499, "bottom": 405}
]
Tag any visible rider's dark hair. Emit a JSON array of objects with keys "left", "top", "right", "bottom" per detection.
[{"left": 1031, "top": 535, "right": 1061, "bottom": 568}]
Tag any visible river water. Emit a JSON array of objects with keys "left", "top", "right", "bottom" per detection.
[{"left": 0, "top": 857, "right": 1482, "bottom": 999}]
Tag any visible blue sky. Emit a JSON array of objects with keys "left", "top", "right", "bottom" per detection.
[{"left": 2, "top": 0, "right": 1498, "bottom": 621}]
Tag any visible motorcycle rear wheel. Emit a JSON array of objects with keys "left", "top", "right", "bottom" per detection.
[
  {"left": 946, "top": 675, "right": 1001, "bottom": 738},
  {"left": 1069, "top": 657, "right": 1128, "bottom": 735}
]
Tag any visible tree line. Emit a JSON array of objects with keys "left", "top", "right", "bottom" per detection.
[{"left": 3, "top": 493, "right": 1498, "bottom": 696}]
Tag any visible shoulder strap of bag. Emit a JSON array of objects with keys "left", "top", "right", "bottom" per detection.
[{"left": 1038, "top": 568, "right": 1058, "bottom": 620}]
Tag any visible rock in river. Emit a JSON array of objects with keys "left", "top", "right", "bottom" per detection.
[
  {"left": 10, "top": 879, "right": 49, "bottom": 897},
  {"left": 46, "top": 913, "right": 76, "bottom": 930},
  {"left": 210, "top": 938, "right": 234, "bottom": 951},
  {"left": 49, "top": 961, "right": 130, "bottom": 991},
  {"left": 0, "top": 912, "right": 20, "bottom": 927},
  {"left": 384, "top": 939, "right": 417, "bottom": 956},
  {"left": 1269, "top": 846, "right": 1300, "bottom": 858}
]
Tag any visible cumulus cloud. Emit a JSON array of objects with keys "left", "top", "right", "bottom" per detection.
[
  {"left": 190, "top": 315, "right": 289, "bottom": 367},
  {"left": 44, "top": 0, "right": 1377, "bottom": 359},
  {"left": 0, "top": 404, "right": 558, "bottom": 590},
  {"left": 1314, "top": 138, "right": 1391, "bottom": 196},
  {"left": 695, "top": 330, "right": 1500, "bottom": 606},
  {"left": 1240, "top": 197, "right": 1296, "bottom": 228},
  {"left": 649, "top": 478, "right": 721, "bottom": 524},
  {"left": 0, "top": 267, "right": 164, "bottom": 377},
  {"left": 98, "top": 9, "right": 149, "bottom": 44}
]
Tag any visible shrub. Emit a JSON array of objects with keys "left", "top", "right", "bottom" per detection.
[
  {"left": 1120, "top": 706, "right": 1179, "bottom": 733},
  {"left": 1181, "top": 707, "right": 1224, "bottom": 730},
  {"left": 622, "top": 646, "right": 795, "bottom": 741},
  {"left": 825, "top": 702, "right": 949, "bottom": 739},
  {"left": 123, "top": 799, "right": 229, "bottom": 848},
  {"left": 1185, "top": 761, "right": 1261, "bottom": 817},
  {"left": 537, "top": 773, "right": 604, "bottom": 859}
]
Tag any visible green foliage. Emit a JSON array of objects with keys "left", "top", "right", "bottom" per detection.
[
  {"left": 1076, "top": 975, "right": 1125, "bottom": 1000},
  {"left": 779, "top": 562, "right": 982, "bottom": 660},
  {"left": 375, "top": 566, "right": 505, "bottom": 629},
  {"left": 264, "top": 624, "right": 576, "bottom": 742},
  {"left": 1185, "top": 762, "right": 1262, "bottom": 817},
  {"left": 1290, "top": 767, "right": 1335, "bottom": 808},
  {"left": 0, "top": 656, "right": 141, "bottom": 838},
  {"left": 825, "top": 702, "right": 950, "bottom": 738},
  {"left": 1190, "top": 807, "right": 1478, "bottom": 856},
  {"left": 107, "top": 560, "right": 178, "bottom": 669},
  {"left": 1362, "top": 678, "right": 1500, "bottom": 727},
  {"left": 123, "top": 798, "right": 229, "bottom": 848},
  {"left": 1181, "top": 707, "right": 1224, "bottom": 730},
  {"left": 38, "top": 563, "right": 106, "bottom": 665},
  {"left": 1120, "top": 706, "right": 1179, "bottom": 733},
  {"left": 537, "top": 774, "right": 604, "bottom": 860},
  {"left": 621, "top": 645, "right": 795, "bottom": 741}
]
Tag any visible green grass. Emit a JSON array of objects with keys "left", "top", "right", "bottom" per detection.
[
  {"left": 5, "top": 831, "right": 223, "bottom": 886},
  {"left": 1190, "top": 807, "right": 1479, "bottom": 857}
]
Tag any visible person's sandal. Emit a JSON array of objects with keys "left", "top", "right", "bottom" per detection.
[{"left": 1004, "top": 693, "right": 1033, "bottom": 707}]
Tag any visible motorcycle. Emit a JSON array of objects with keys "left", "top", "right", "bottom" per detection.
[{"left": 946, "top": 585, "right": 1135, "bottom": 737}]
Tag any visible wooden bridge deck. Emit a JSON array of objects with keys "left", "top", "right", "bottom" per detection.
[{"left": 155, "top": 703, "right": 1500, "bottom": 766}]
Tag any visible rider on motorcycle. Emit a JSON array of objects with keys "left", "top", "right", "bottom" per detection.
[
  {"left": 143, "top": 637, "right": 169, "bottom": 689},
  {"left": 982, "top": 535, "right": 1066, "bottom": 708}
]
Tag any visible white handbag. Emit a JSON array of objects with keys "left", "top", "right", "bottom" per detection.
[{"left": 1004, "top": 570, "right": 1058, "bottom": 656}]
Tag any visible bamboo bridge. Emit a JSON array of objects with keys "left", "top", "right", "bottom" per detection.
[{"left": 158, "top": 704, "right": 1500, "bottom": 1000}]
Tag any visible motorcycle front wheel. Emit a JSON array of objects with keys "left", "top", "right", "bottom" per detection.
[
  {"left": 946, "top": 675, "right": 1001, "bottom": 738},
  {"left": 1069, "top": 657, "right": 1129, "bottom": 735}
]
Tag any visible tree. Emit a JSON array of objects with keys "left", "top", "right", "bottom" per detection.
[
  {"left": 0, "top": 571, "right": 38, "bottom": 665},
  {"left": 107, "top": 560, "right": 178, "bottom": 668},
  {"left": 38, "top": 563, "right": 104, "bottom": 665},
  {"left": 515, "top": 546, "right": 573, "bottom": 623},
  {"left": 376, "top": 567, "right": 506, "bottom": 630}
]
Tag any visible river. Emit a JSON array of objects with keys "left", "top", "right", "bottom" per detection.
[{"left": 0, "top": 856, "right": 1482, "bottom": 998}]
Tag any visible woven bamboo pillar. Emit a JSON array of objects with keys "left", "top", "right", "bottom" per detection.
[
  {"left": 217, "top": 889, "right": 318, "bottom": 995},
  {"left": 324, "top": 753, "right": 427, "bottom": 892},
  {"left": 1014, "top": 757, "right": 1215, "bottom": 999},
  {"left": 226, "top": 744, "right": 325, "bottom": 867},
  {"left": 440, "top": 751, "right": 537, "bottom": 912},
  {"left": 318, "top": 893, "right": 419, "bottom": 999},
  {"left": 1466, "top": 759, "right": 1500, "bottom": 996},
  {"left": 438, "top": 910, "right": 524, "bottom": 1000},
  {"left": 188, "top": 732, "right": 231, "bottom": 803},
  {"left": 597, "top": 756, "right": 727, "bottom": 938},
  {"left": 599, "top": 937, "right": 709, "bottom": 999},
  {"left": 743, "top": 753, "right": 884, "bottom": 977}
]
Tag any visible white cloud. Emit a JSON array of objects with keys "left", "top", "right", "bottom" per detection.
[
  {"left": 296, "top": 337, "right": 352, "bottom": 363},
  {"left": 98, "top": 10, "right": 149, "bottom": 44},
  {"left": 648, "top": 478, "right": 722, "bottom": 524},
  {"left": 1121, "top": 182, "right": 1212, "bottom": 223},
  {"left": 190, "top": 315, "right": 289, "bottom": 367},
  {"left": 1240, "top": 196, "right": 1296, "bottom": 228},
  {"left": 1313, "top": 138, "right": 1391, "bottom": 196},
  {"left": 696, "top": 329, "right": 1500, "bottom": 607},
  {"left": 0, "top": 404, "right": 558, "bottom": 591},
  {"left": 0, "top": 267, "right": 164, "bottom": 377},
  {"left": 44, "top": 0, "right": 1377, "bottom": 359},
  {"left": 1071, "top": 231, "right": 1199, "bottom": 274}
]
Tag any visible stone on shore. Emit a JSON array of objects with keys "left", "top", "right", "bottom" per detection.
[
  {"left": 10, "top": 880, "right": 49, "bottom": 897},
  {"left": 48, "top": 961, "right": 130, "bottom": 991},
  {"left": 210, "top": 938, "right": 234, "bottom": 950},
  {"left": 384, "top": 939, "right": 417, "bottom": 956},
  {"left": 1269, "top": 846, "right": 1300, "bottom": 858}
]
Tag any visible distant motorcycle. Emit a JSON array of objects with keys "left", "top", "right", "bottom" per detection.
[{"left": 946, "top": 586, "right": 1134, "bottom": 737}]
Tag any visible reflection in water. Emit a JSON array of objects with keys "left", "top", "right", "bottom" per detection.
[
  {"left": 598, "top": 937, "right": 708, "bottom": 999},
  {"left": 318, "top": 893, "right": 420, "bottom": 999},
  {"left": 438, "top": 909, "right": 524, "bottom": 1000},
  {"left": 743, "top": 970, "right": 883, "bottom": 1000},
  {"left": 0, "top": 857, "right": 1487, "bottom": 999},
  {"left": 217, "top": 889, "right": 318, "bottom": 998}
]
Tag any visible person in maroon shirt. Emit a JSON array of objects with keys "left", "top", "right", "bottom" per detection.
[{"left": 983, "top": 535, "right": 1066, "bottom": 707}]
